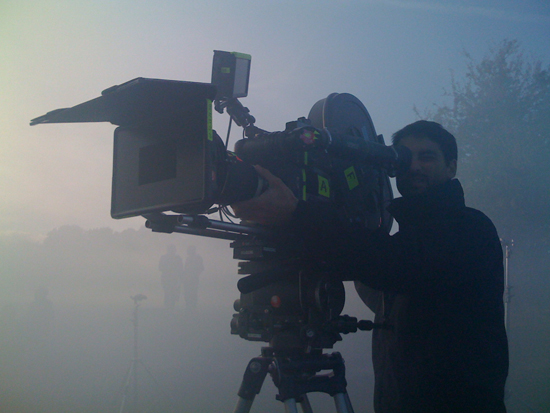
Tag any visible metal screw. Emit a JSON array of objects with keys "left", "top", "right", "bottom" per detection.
[{"left": 249, "top": 361, "right": 262, "bottom": 374}]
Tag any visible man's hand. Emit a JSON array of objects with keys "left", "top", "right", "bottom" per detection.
[{"left": 231, "top": 165, "right": 298, "bottom": 226}]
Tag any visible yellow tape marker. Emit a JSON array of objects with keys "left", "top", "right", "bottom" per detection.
[
  {"left": 231, "top": 52, "right": 251, "bottom": 61},
  {"left": 318, "top": 175, "right": 330, "bottom": 198},
  {"left": 207, "top": 99, "right": 213, "bottom": 141},
  {"left": 302, "top": 169, "right": 307, "bottom": 201},
  {"left": 345, "top": 166, "right": 359, "bottom": 190}
]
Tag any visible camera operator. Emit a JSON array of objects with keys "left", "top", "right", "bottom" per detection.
[{"left": 232, "top": 120, "right": 509, "bottom": 413}]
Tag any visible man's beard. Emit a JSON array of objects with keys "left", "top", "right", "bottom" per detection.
[{"left": 396, "top": 173, "right": 430, "bottom": 196}]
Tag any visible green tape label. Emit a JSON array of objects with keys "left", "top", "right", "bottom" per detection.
[
  {"left": 302, "top": 169, "right": 307, "bottom": 201},
  {"left": 232, "top": 52, "right": 251, "bottom": 61},
  {"left": 345, "top": 166, "right": 359, "bottom": 190},
  {"left": 318, "top": 176, "right": 330, "bottom": 198},
  {"left": 207, "top": 99, "right": 213, "bottom": 141}
]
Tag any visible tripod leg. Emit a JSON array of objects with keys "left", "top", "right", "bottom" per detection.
[
  {"left": 234, "top": 397, "right": 255, "bottom": 413},
  {"left": 333, "top": 392, "right": 355, "bottom": 413},
  {"left": 298, "top": 394, "right": 313, "bottom": 413},
  {"left": 119, "top": 362, "right": 135, "bottom": 413},
  {"left": 137, "top": 360, "right": 178, "bottom": 412},
  {"left": 233, "top": 357, "right": 271, "bottom": 413},
  {"left": 283, "top": 398, "right": 300, "bottom": 413},
  {"left": 283, "top": 395, "right": 314, "bottom": 413}
]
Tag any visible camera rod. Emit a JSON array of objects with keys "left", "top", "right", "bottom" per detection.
[
  {"left": 215, "top": 98, "right": 268, "bottom": 139},
  {"left": 143, "top": 212, "right": 266, "bottom": 241},
  {"left": 215, "top": 98, "right": 255, "bottom": 128}
]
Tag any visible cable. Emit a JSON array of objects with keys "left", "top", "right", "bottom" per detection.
[{"left": 225, "top": 117, "right": 233, "bottom": 149}]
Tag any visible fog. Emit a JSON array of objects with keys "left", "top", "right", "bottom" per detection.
[
  {"left": 1, "top": 1, "right": 549, "bottom": 412},
  {"left": 0, "top": 226, "right": 377, "bottom": 412}
]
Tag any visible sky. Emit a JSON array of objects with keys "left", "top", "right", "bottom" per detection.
[{"left": 1, "top": 0, "right": 549, "bottom": 238}]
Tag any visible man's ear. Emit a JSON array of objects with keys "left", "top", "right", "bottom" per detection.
[{"left": 447, "top": 159, "right": 457, "bottom": 179}]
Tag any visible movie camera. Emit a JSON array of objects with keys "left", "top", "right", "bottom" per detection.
[{"left": 31, "top": 51, "right": 410, "bottom": 411}]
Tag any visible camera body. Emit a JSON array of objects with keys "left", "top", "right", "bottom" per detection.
[{"left": 226, "top": 92, "right": 395, "bottom": 349}]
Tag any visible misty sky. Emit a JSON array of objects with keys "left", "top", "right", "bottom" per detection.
[{"left": 1, "top": 0, "right": 549, "bottom": 238}]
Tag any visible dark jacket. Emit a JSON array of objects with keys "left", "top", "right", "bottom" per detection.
[{"left": 294, "top": 179, "right": 509, "bottom": 412}]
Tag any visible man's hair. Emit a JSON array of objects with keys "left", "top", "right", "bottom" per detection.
[{"left": 392, "top": 120, "right": 458, "bottom": 164}]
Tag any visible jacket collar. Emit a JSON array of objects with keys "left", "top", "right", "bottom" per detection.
[{"left": 388, "top": 179, "right": 465, "bottom": 225}]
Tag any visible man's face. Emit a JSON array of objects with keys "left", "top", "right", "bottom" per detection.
[{"left": 396, "top": 135, "right": 457, "bottom": 197}]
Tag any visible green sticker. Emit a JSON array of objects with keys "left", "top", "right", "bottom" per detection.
[
  {"left": 231, "top": 52, "right": 251, "bottom": 61},
  {"left": 221, "top": 67, "right": 231, "bottom": 74},
  {"left": 207, "top": 99, "right": 213, "bottom": 141},
  {"left": 345, "top": 166, "right": 359, "bottom": 190},
  {"left": 318, "top": 176, "right": 330, "bottom": 198},
  {"left": 302, "top": 169, "right": 307, "bottom": 201}
]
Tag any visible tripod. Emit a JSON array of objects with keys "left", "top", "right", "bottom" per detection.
[
  {"left": 500, "top": 238, "right": 513, "bottom": 332},
  {"left": 234, "top": 346, "right": 355, "bottom": 413},
  {"left": 117, "top": 294, "right": 172, "bottom": 413}
]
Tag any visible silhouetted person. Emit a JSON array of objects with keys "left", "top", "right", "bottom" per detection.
[
  {"left": 159, "top": 245, "right": 184, "bottom": 310},
  {"left": 182, "top": 246, "right": 203, "bottom": 314}
]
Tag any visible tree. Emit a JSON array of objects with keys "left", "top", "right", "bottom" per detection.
[
  {"left": 426, "top": 39, "right": 550, "bottom": 412},
  {"left": 430, "top": 39, "right": 550, "bottom": 241}
]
